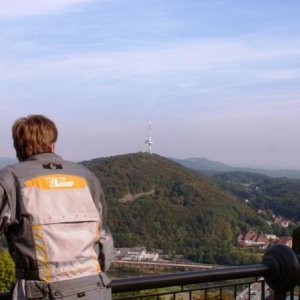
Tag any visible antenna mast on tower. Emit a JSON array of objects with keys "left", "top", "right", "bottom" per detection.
[{"left": 145, "top": 120, "right": 154, "bottom": 154}]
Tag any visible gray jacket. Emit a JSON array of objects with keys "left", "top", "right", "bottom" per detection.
[{"left": 0, "top": 153, "right": 113, "bottom": 299}]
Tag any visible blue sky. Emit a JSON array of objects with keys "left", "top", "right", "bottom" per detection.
[{"left": 1, "top": 0, "right": 300, "bottom": 168}]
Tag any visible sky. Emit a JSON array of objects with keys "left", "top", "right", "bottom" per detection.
[{"left": 1, "top": 0, "right": 300, "bottom": 169}]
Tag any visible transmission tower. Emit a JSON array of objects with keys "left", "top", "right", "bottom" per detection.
[{"left": 145, "top": 120, "right": 154, "bottom": 154}]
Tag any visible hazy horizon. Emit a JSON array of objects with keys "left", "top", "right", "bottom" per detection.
[
  {"left": 1, "top": 1, "right": 300, "bottom": 169},
  {"left": 2, "top": 153, "right": 300, "bottom": 172}
]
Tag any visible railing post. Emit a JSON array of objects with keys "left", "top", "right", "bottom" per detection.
[
  {"left": 292, "top": 227, "right": 300, "bottom": 255},
  {"left": 263, "top": 244, "right": 300, "bottom": 296},
  {"left": 273, "top": 291, "right": 287, "bottom": 300}
]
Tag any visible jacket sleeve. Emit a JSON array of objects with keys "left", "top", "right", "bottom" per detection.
[
  {"left": 99, "top": 226, "right": 114, "bottom": 272},
  {"left": 0, "top": 167, "right": 18, "bottom": 231},
  {"left": 88, "top": 171, "right": 114, "bottom": 272},
  {"left": 0, "top": 167, "right": 17, "bottom": 236},
  {"left": 0, "top": 184, "right": 11, "bottom": 236}
]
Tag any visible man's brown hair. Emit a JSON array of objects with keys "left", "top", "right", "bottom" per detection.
[{"left": 12, "top": 115, "right": 58, "bottom": 161}]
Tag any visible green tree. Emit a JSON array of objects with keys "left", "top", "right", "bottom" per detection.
[{"left": 0, "top": 249, "right": 15, "bottom": 292}]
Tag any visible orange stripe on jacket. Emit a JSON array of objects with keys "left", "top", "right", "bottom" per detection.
[{"left": 25, "top": 174, "right": 87, "bottom": 190}]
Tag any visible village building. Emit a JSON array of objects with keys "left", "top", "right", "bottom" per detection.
[
  {"left": 237, "top": 231, "right": 269, "bottom": 249},
  {"left": 115, "top": 247, "right": 159, "bottom": 262},
  {"left": 237, "top": 231, "right": 293, "bottom": 249},
  {"left": 273, "top": 236, "right": 293, "bottom": 248}
]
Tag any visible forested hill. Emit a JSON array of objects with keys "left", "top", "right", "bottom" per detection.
[
  {"left": 82, "top": 152, "right": 267, "bottom": 264},
  {"left": 214, "top": 171, "right": 300, "bottom": 224}
]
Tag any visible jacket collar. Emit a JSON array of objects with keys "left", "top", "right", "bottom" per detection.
[{"left": 26, "top": 153, "right": 63, "bottom": 162}]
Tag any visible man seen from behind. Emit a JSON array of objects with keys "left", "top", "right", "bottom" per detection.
[{"left": 0, "top": 115, "right": 114, "bottom": 300}]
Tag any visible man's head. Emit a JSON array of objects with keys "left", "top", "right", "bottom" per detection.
[{"left": 12, "top": 115, "right": 58, "bottom": 161}]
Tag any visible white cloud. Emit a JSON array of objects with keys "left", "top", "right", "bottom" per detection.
[
  {"left": 0, "top": 0, "right": 92, "bottom": 16},
  {"left": 2, "top": 37, "right": 300, "bottom": 82}
]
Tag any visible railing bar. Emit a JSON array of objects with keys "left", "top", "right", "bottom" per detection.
[
  {"left": 247, "top": 283, "right": 250, "bottom": 299},
  {"left": 113, "top": 280, "right": 269, "bottom": 300},
  {"left": 291, "top": 288, "right": 294, "bottom": 300},
  {"left": 112, "top": 264, "right": 269, "bottom": 293},
  {"left": 234, "top": 284, "right": 237, "bottom": 300},
  {"left": 274, "top": 291, "right": 287, "bottom": 300},
  {"left": 261, "top": 280, "right": 265, "bottom": 300}
]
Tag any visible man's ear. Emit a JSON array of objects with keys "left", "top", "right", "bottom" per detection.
[{"left": 49, "top": 143, "right": 55, "bottom": 153}]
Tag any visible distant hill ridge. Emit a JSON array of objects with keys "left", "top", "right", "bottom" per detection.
[
  {"left": 82, "top": 152, "right": 267, "bottom": 265},
  {"left": 2, "top": 155, "right": 299, "bottom": 179},
  {"left": 171, "top": 157, "right": 300, "bottom": 179},
  {"left": 0, "top": 157, "right": 17, "bottom": 168}
]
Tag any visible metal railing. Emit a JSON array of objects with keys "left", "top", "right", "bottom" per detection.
[
  {"left": 1, "top": 244, "right": 300, "bottom": 299},
  {"left": 113, "top": 276, "right": 268, "bottom": 300},
  {"left": 112, "top": 243, "right": 300, "bottom": 299}
]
